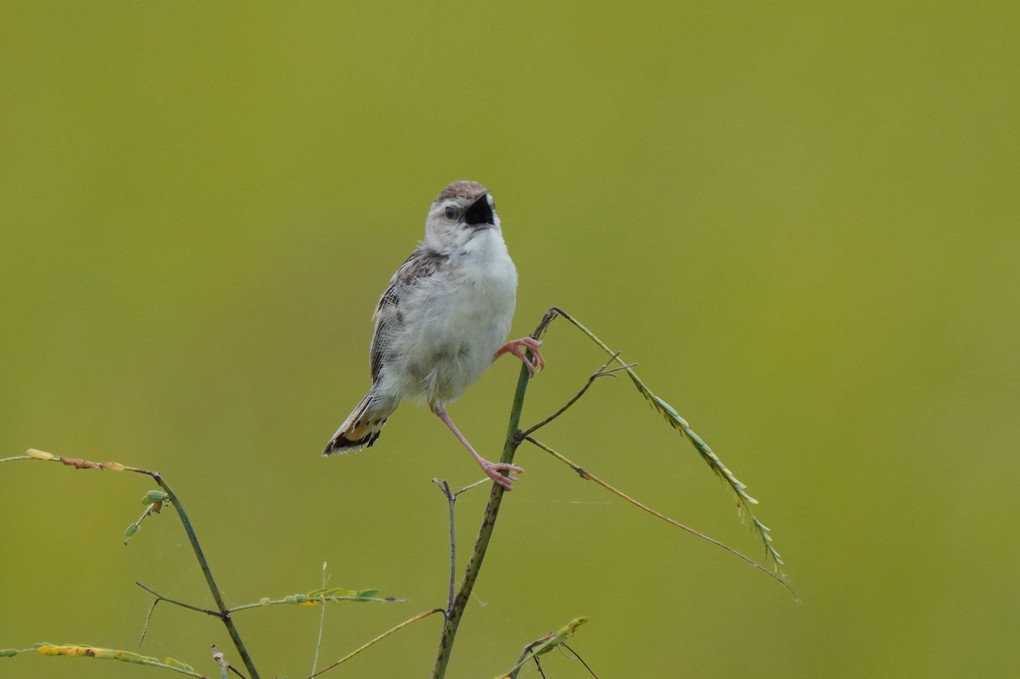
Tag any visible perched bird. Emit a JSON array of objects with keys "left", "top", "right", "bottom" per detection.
[{"left": 323, "top": 181, "right": 544, "bottom": 490}]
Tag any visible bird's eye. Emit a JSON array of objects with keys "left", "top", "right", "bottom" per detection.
[{"left": 444, "top": 206, "right": 458, "bottom": 219}]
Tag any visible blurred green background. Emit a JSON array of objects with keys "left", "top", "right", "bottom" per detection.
[{"left": 2, "top": 3, "right": 1017, "bottom": 677}]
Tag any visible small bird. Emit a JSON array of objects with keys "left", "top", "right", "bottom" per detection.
[{"left": 323, "top": 181, "right": 544, "bottom": 490}]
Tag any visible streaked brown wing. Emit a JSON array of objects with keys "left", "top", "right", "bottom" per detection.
[{"left": 369, "top": 246, "right": 448, "bottom": 381}]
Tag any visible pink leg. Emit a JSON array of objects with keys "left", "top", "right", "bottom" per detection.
[
  {"left": 431, "top": 404, "right": 523, "bottom": 490},
  {"left": 495, "top": 336, "right": 546, "bottom": 376}
]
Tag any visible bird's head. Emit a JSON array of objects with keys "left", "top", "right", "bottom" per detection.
[{"left": 424, "top": 180, "right": 501, "bottom": 254}]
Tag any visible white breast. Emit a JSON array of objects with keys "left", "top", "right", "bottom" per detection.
[{"left": 385, "top": 228, "right": 518, "bottom": 405}]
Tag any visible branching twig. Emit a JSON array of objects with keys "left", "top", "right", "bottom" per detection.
[
  {"left": 517, "top": 353, "right": 636, "bottom": 440},
  {"left": 12, "top": 449, "right": 262, "bottom": 679},
  {"left": 540, "top": 307, "right": 787, "bottom": 572},
  {"left": 133, "top": 468, "right": 262, "bottom": 679},
  {"left": 522, "top": 436, "right": 797, "bottom": 598},
  {"left": 136, "top": 582, "right": 221, "bottom": 617},
  {"left": 307, "top": 608, "right": 445, "bottom": 678},
  {"left": 432, "top": 477, "right": 491, "bottom": 614},
  {"left": 432, "top": 305, "right": 794, "bottom": 676}
]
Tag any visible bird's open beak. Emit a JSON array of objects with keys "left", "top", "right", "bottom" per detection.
[{"left": 464, "top": 191, "right": 494, "bottom": 227}]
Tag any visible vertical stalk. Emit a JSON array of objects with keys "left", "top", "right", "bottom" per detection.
[
  {"left": 140, "top": 470, "right": 261, "bottom": 679},
  {"left": 431, "top": 363, "right": 530, "bottom": 678},
  {"left": 431, "top": 309, "right": 557, "bottom": 678}
]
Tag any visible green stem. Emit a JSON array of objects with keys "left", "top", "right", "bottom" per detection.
[
  {"left": 138, "top": 470, "right": 261, "bottom": 679},
  {"left": 430, "top": 309, "right": 557, "bottom": 678}
]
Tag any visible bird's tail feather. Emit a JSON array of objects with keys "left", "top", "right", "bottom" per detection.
[{"left": 322, "top": 391, "right": 394, "bottom": 455}]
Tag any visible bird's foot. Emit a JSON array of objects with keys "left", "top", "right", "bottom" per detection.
[
  {"left": 479, "top": 458, "right": 524, "bottom": 490},
  {"left": 496, "top": 337, "right": 545, "bottom": 376}
]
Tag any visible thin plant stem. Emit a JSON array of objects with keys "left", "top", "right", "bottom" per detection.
[
  {"left": 541, "top": 307, "right": 787, "bottom": 571},
  {"left": 523, "top": 435, "right": 797, "bottom": 598},
  {"left": 307, "top": 608, "right": 445, "bottom": 679},
  {"left": 11, "top": 451, "right": 262, "bottom": 677},
  {"left": 518, "top": 354, "right": 635, "bottom": 440},
  {"left": 135, "top": 582, "right": 220, "bottom": 617},
  {"left": 430, "top": 366, "right": 528, "bottom": 678},
  {"left": 432, "top": 479, "right": 458, "bottom": 612},
  {"left": 138, "top": 597, "right": 160, "bottom": 647},
  {"left": 311, "top": 561, "right": 329, "bottom": 677},
  {"left": 132, "top": 469, "right": 262, "bottom": 679},
  {"left": 430, "top": 310, "right": 555, "bottom": 678}
]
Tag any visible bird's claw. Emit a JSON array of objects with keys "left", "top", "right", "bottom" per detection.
[
  {"left": 480, "top": 460, "right": 524, "bottom": 490},
  {"left": 497, "top": 337, "right": 546, "bottom": 377}
]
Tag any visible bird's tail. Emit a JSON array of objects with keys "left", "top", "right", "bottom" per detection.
[{"left": 322, "top": 390, "right": 395, "bottom": 456}]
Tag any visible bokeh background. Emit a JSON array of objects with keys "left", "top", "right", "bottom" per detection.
[{"left": 2, "top": 3, "right": 1017, "bottom": 677}]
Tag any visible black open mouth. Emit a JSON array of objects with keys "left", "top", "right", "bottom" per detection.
[{"left": 464, "top": 193, "right": 494, "bottom": 227}]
